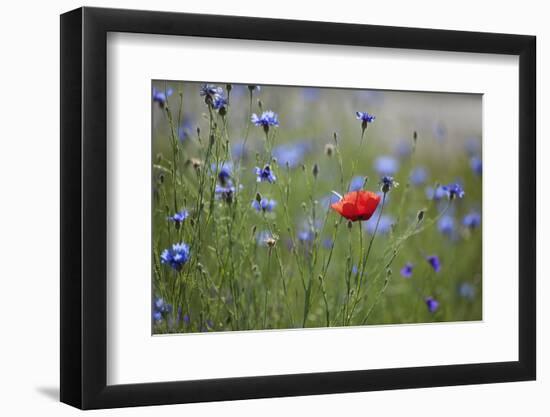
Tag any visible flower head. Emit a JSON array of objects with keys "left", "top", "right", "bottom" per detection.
[
  {"left": 356, "top": 111, "right": 376, "bottom": 123},
  {"left": 330, "top": 190, "right": 381, "bottom": 222},
  {"left": 410, "top": 167, "right": 428, "bottom": 186},
  {"left": 255, "top": 165, "right": 277, "bottom": 183},
  {"left": 442, "top": 183, "right": 465, "bottom": 200},
  {"left": 160, "top": 242, "right": 190, "bottom": 271},
  {"left": 272, "top": 142, "right": 311, "bottom": 168},
  {"left": 349, "top": 176, "right": 366, "bottom": 192},
  {"left": 458, "top": 283, "right": 476, "bottom": 300},
  {"left": 152, "top": 87, "right": 173, "bottom": 108},
  {"left": 400, "top": 262, "right": 414, "bottom": 278},
  {"left": 374, "top": 156, "right": 399, "bottom": 176},
  {"left": 364, "top": 214, "right": 395, "bottom": 235},
  {"left": 425, "top": 185, "right": 446, "bottom": 201},
  {"left": 470, "top": 156, "right": 482, "bottom": 176},
  {"left": 212, "top": 161, "right": 233, "bottom": 185},
  {"left": 199, "top": 84, "right": 223, "bottom": 102},
  {"left": 167, "top": 209, "right": 189, "bottom": 226},
  {"left": 152, "top": 297, "right": 172, "bottom": 322},
  {"left": 252, "top": 198, "right": 277, "bottom": 212},
  {"left": 212, "top": 94, "right": 228, "bottom": 114},
  {"left": 463, "top": 211, "right": 481, "bottom": 229},
  {"left": 380, "top": 176, "right": 399, "bottom": 193},
  {"left": 425, "top": 296, "right": 440, "bottom": 313},
  {"left": 215, "top": 183, "right": 237, "bottom": 203},
  {"left": 251, "top": 110, "right": 279, "bottom": 132},
  {"left": 437, "top": 215, "right": 455, "bottom": 236},
  {"left": 426, "top": 255, "right": 441, "bottom": 272}
]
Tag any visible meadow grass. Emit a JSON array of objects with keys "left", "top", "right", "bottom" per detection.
[{"left": 151, "top": 82, "right": 482, "bottom": 334}]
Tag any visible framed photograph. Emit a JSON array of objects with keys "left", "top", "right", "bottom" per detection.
[{"left": 60, "top": 7, "right": 536, "bottom": 409}]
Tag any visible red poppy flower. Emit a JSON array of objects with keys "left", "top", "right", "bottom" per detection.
[{"left": 330, "top": 190, "right": 381, "bottom": 221}]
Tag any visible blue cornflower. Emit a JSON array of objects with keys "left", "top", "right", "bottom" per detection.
[
  {"left": 349, "top": 176, "right": 365, "bottom": 192},
  {"left": 437, "top": 215, "right": 455, "bottom": 236},
  {"left": 255, "top": 165, "right": 277, "bottom": 183},
  {"left": 160, "top": 242, "right": 190, "bottom": 271},
  {"left": 320, "top": 193, "right": 341, "bottom": 211},
  {"left": 356, "top": 111, "right": 376, "bottom": 123},
  {"left": 470, "top": 156, "right": 482, "bottom": 176},
  {"left": 394, "top": 140, "right": 412, "bottom": 159},
  {"left": 463, "top": 211, "right": 481, "bottom": 229},
  {"left": 364, "top": 214, "right": 394, "bottom": 235},
  {"left": 272, "top": 142, "right": 311, "bottom": 169},
  {"left": 351, "top": 265, "right": 359, "bottom": 275},
  {"left": 322, "top": 238, "right": 333, "bottom": 249},
  {"left": 458, "top": 283, "right": 476, "bottom": 301},
  {"left": 212, "top": 94, "right": 228, "bottom": 114},
  {"left": 211, "top": 161, "right": 233, "bottom": 185},
  {"left": 425, "top": 296, "right": 440, "bottom": 313},
  {"left": 167, "top": 209, "right": 189, "bottom": 226},
  {"left": 425, "top": 185, "right": 446, "bottom": 201},
  {"left": 297, "top": 229, "right": 315, "bottom": 243},
  {"left": 374, "top": 156, "right": 399, "bottom": 176},
  {"left": 380, "top": 175, "right": 399, "bottom": 193},
  {"left": 442, "top": 183, "right": 465, "bottom": 200},
  {"left": 251, "top": 110, "right": 279, "bottom": 131},
  {"left": 178, "top": 118, "right": 194, "bottom": 142},
  {"left": 410, "top": 167, "right": 428, "bottom": 186},
  {"left": 215, "top": 183, "right": 237, "bottom": 203},
  {"left": 152, "top": 87, "right": 173, "bottom": 108},
  {"left": 426, "top": 255, "right": 441, "bottom": 272},
  {"left": 152, "top": 297, "right": 172, "bottom": 322},
  {"left": 199, "top": 84, "right": 223, "bottom": 102},
  {"left": 400, "top": 262, "right": 414, "bottom": 278},
  {"left": 252, "top": 198, "right": 277, "bottom": 212}
]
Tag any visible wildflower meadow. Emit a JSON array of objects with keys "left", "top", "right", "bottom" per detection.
[{"left": 152, "top": 81, "right": 482, "bottom": 334}]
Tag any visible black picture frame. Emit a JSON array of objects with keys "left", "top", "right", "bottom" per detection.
[{"left": 60, "top": 6, "right": 536, "bottom": 410}]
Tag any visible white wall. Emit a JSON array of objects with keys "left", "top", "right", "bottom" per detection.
[{"left": 0, "top": 0, "right": 545, "bottom": 415}]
